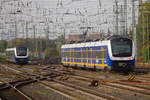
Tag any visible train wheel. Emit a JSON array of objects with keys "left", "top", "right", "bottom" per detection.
[
  {"left": 84, "top": 65, "right": 86, "bottom": 69},
  {"left": 93, "top": 66, "right": 96, "bottom": 71},
  {"left": 74, "top": 64, "right": 77, "bottom": 69},
  {"left": 104, "top": 67, "right": 107, "bottom": 71}
]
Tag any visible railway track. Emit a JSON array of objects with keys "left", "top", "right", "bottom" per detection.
[
  {"left": 0, "top": 64, "right": 121, "bottom": 100},
  {"left": 40, "top": 80, "right": 120, "bottom": 100},
  {"left": 135, "top": 76, "right": 150, "bottom": 81},
  {"left": 72, "top": 74, "right": 150, "bottom": 96},
  {"left": 1, "top": 63, "right": 150, "bottom": 100},
  {"left": 53, "top": 79, "right": 120, "bottom": 100},
  {"left": 0, "top": 79, "right": 33, "bottom": 100},
  {"left": 41, "top": 67, "right": 150, "bottom": 94}
]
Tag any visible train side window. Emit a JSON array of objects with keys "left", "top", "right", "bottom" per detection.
[
  {"left": 92, "top": 50, "right": 95, "bottom": 58},
  {"left": 70, "top": 49, "right": 72, "bottom": 58},
  {"left": 83, "top": 50, "right": 87, "bottom": 58},
  {"left": 78, "top": 51, "right": 81, "bottom": 58},
  {"left": 74, "top": 51, "right": 76, "bottom": 58},
  {"left": 95, "top": 50, "right": 102, "bottom": 59},
  {"left": 76, "top": 51, "right": 78, "bottom": 58},
  {"left": 95, "top": 51, "right": 99, "bottom": 58},
  {"left": 64, "top": 51, "right": 66, "bottom": 58},
  {"left": 64, "top": 51, "right": 66, "bottom": 57},
  {"left": 67, "top": 51, "right": 70, "bottom": 58},
  {"left": 71, "top": 50, "right": 72, "bottom": 58},
  {"left": 64, "top": 50, "right": 65, "bottom": 58},
  {"left": 81, "top": 48, "right": 83, "bottom": 58},
  {"left": 72, "top": 49, "right": 74, "bottom": 57},
  {"left": 88, "top": 49, "right": 92, "bottom": 58},
  {"left": 66, "top": 51, "right": 68, "bottom": 58},
  {"left": 98, "top": 51, "right": 102, "bottom": 58},
  {"left": 66, "top": 51, "right": 67, "bottom": 57},
  {"left": 75, "top": 51, "right": 78, "bottom": 58},
  {"left": 88, "top": 50, "right": 91, "bottom": 58},
  {"left": 103, "top": 51, "right": 106, "bottom": 59},
  {"left": 61, "top": 51, "right": 63, "bottom": 57}
]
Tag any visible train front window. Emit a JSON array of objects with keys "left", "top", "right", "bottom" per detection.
[
  {"left": 16, "top": 47, "right": 27, "bottom": 56},
  {"left": 111, "top": 38, "right": 132, "bottom": 57}
]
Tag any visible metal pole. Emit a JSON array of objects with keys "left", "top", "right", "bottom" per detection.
[
  {"left": 15, "top": 17, "right": 17, "bottom": 45},
  {"left": 147, "top": 15, "right": 149, "bottom": 63},
  {"left": 121, "top": 5, "right": 124, "bottom": 35},
  {"left": 33, "top": 24, "right": 36, "bottom": 57},
  {"left": 46, "top": 24, "right": 49, "bottom": 48},
  {"left": 124, "top": 0, "right": 127, "bottom": 36},
  {"left": 142, "top": 1, "right": 145, "bottom": 63},
  {"left": 115, "top": 0, "right": 119, "bottom": 35},
  {"left": 132, "top": 0, "right": 137, "bottom": 58},
  {"left": 26, "top": 21, "right": 28, "bottom": 39}
]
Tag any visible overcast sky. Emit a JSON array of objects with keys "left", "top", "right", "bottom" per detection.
[{"left": 0, "top": 0, "right": 142, "bottom": 40}]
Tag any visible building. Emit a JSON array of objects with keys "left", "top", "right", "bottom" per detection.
[
  {"left": 88, "top": 34, "right": 101, "bottom": 40},
  {"left": 68, "top": 34, "right": 83, "bottom": 42}
]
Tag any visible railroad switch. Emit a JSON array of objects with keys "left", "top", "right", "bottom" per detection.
[
  {"left": 91, "top": 80, "right": 99, "bottom": 86},
  {"left": 59, "top": 75, "right": 70, "bottom": 80}
]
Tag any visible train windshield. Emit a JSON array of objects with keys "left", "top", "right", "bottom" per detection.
[
  {"left": 111, "top": 38, "right": 132, "bottom": 57},
  {"left": 16, "top": 47, "right": 27, "bottom": 56}
]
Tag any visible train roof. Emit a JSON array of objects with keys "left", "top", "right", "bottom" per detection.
[
  {"left": 6, "top": 46, "right": 28, "bottom": 51},
  {"left": 61, "top": 40, "right": 109, "bottom": 48},
  {"left": 6, "top": 48, "right": 16, "bottom": 51},
  {"left": 106, "top": 35, "right": 131, "bottom": 40},
  {"left": 61, "top": 35, "right": 132, "bottom": 49}
]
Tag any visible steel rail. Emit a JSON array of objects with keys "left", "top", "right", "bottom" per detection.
[
  {"left": 73, "top": 74, "right": 150, "bottom": 96},
  {"left": 0, "top": 80, "right": 32, "bottom": 100},
  {"left": 39, "top": 81, "right": 79, "bottom": 100},
  {"left": 52, "top": 79, "right": 121, "bottom": 100}
]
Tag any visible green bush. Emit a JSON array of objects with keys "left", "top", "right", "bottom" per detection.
[
  {"left": 44, "top": 47, "right": 59, "bottom": 58},
  {"left": 0, "top": 55, "right": 6, "bottom": 62}
]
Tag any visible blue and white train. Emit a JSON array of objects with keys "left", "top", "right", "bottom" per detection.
[
  {"left": 6, "top": 46, "right": 28, "bottom": 64},
  {"left": 61, "top": 35, "right": 135, "bottom": 71}
]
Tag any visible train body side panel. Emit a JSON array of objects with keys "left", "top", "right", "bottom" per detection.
[{"left": 61, "top": 46, "right": 109, "bottom": 69}]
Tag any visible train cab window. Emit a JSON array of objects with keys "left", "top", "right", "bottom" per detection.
[
  {"left": 111, "top": 38, "right": 132, "bottom": 57},
  {"left": 16, "top": 47, "right": 27, "bottom": 56}
]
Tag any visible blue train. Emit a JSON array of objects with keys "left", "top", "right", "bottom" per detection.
[
  {"left": 61, "top": 35, "right": 135, "bottom": 71},
  {"left": 6, "top": 46, "right": 28, "bottom": 64}
]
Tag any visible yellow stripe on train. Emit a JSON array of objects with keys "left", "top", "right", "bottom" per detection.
[{"left": 62, "top": 61, "right": 107, "bottom": 67}]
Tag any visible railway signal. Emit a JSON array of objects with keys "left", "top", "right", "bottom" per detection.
[{"left": 91, "top": 80, "right": 99, "bottom": 87}]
